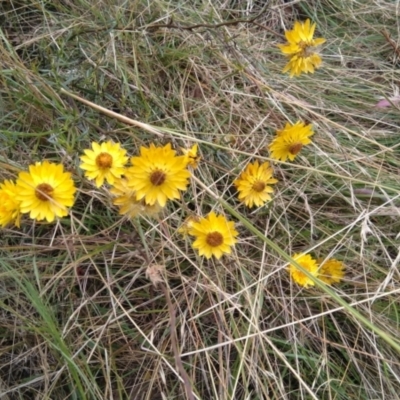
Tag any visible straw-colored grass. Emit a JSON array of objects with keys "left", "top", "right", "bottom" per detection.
[{"left": 1, "top": 0, "right": 400, "bottom": 398}]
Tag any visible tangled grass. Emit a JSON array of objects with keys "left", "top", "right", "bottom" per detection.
[{"left": 1, "top": 0, "right": 400, "bottom": 398}]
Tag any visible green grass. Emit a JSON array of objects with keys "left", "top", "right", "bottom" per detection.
[{"left": 1, "top": 0, "right": 400, "bottom": 398}]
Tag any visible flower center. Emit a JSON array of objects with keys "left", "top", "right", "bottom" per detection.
[
  {"left": 35, "top": 183, "right": 54, "bottom": 201},
  {"left": 206, "top": 231, "right": 223, "bottom": 247},
  {"left": 150, "top": 169, "right": 166, "bottom": 186},
  {"left": 298, "top": 41, "right": 306, "bottom": 50},
  {"left": 289, "top": 142, "right": 303, "bottom": 155},
  {"left": 96, "top": 152, "right": 113, "bottom": 169},
  {"left": 297, "top": 41, "right": 315, "bottom": 58},
  {"left": 252, "top": 181, "right": 266, "bottom": 193}
]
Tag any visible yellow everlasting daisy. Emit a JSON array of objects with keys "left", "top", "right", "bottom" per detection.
[
  {"left": 110, "top": 177, "right": 162, "bottom": 219},
  {"left": 188, "top": 212, "right": 238, "bottom": 259},
  {"left": 278, "top": 19, "right": 326, "bottom": 77},
  {"left": 233, "top": 160, "right": 278, "bottom": 208},
  {"left": 16, "top": 161, "right": 76, "bottom": 222},
  {"left": 0, "top": 180, "right": 21, "bottom": 227},
  {"left": 177, "top": 215, "right": 201, "bottom": 236},
  {"left": 318, "top": 258, "right": 345, "bottom": 285},
  {"left": 80, "top": 141, "right": 128, "bottom": 187},
  {"left": 269, "top": 121, "right": 314, "bottom": 162},
  {"left": 289, "top": 253, "right": 319, "bottom": 288},
  {"left": 127, "top": 143, "right": 190, "bottom": 207},
  {"left": 181, "top": 144, "right": 201, "bottom": 169}
]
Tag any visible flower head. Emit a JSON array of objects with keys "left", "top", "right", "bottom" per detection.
[
  {"left": 269, "top": 121, "right": 314, "bottom": 162},
  {"left": 177, "top": 215, "right": 201, "bottom": 236},
  {"left": 110, "top": 177, "right": 162, "bottom": 219},
  {"left": 182, "top": 144, "right": 201, "bottom": 169},
  {"left": 318, "top": 258, "right": 345, "bottom": 285},
  {"left": 289, "top": 253, "right": 319, "bottom": 288},
  {"left": 146, "top": 264, "right": 165, "bottom": 287},
  {"left": 188, "top": 212, "right": 238, "bottom": 259},
  {"left": 16, "top": 161, "right": 76, "bottom": 222},
  {"left": 278, "top": 19, "right": 326, "bottom": 77},
  {"left": 0, "top": 180, "right": 21, "bottom": 227},
  {"left": 80, "top": 141, "right": 128, "bottom": 187},
  {"left": 127, "top": 143, "right": 190, "bottom": 207},
  {"left": 233, "top": 160, "right": 278, "bottom": 208}
]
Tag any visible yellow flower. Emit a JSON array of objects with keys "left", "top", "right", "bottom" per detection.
[
  {"left": 80, "top": 141, "right": 128, "bottom": 187},
  {"left": 16, "top": 161, "right": 76, "bottom": 222},
  {"left": 269, "top": 121, "right": 314, "bottom": 162},
  {"left": 0, "top": 180, "right": 21, "bottom": 227},
  {"left": 127, "top": 143, "right": 190, "bottom": 207},
  {"left": 318, "top": 258, "right": 345, "bottom": 285},
  {"left": 282, "top": 54, "right": 323, "bottom": 77},
  {"left": 278, "top": 19, "right": 326, "bottom": 77},
  {"left": 233, "top": 160, "right": 278, "bottom": 208},
  {"left": 181, "top": 144, "right": 201, "bottom": 169},
  {"left": 177, "top": 215, "right": 201, "bottom": 236},
  {"left": 110, "top": 177, "right": 162, "bottom": 219},
  {"left": 188, "top": 212, "right": 238, "bottom": 259},
  {"left": 289, "top": 253, "right": 319, "bottom": 288}
]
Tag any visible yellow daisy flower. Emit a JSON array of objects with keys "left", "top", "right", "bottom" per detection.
[
  {"left": 0, "top": 180, "right": 21, "bottom": 227},
  {"left": 233, "top": 160, "right": 278, "bottom": 208},
  {"left": 318, "top": 258, "right": 345, "bottom": 285},
  {"left": 127, "top": 143, "right": 191, "bottom": 207},
  {"left": 177, "top": 215, "right": 201, "bottom": 236},
  {"left": 269, "top": 121, "right": 314, "bottom": 162},
  {"left": 80, "top": 141, "right": 128, "bottom": 187},
  {"left": 16, "top": 161, "right": 76, "bottom": 223},
  {"left": 289, "top": 253, "right": 319, "bottom": 288},
  {"left": 188, "top": 212, "right": 238, "bottom": 259},
  {"left": 181, "top": 144, "right": 201, "bottom": 169},
  {"left": 282, "top": 53, "right": 324, "bottom": 78},
  {"left": 110, "top": 177, "right": 162, "bottom": 219},
  {"left": 278, "top": 19, "right": 326, "bottom": 77}
]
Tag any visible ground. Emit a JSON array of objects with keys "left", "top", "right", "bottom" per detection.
[{"left": 1, "top": 1, "right": 400, "bottom": 399}]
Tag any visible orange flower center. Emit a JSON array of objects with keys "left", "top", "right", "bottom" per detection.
[
  {"left": 35, "top": 183, "right": 54, "bottom": 201},
  {"left": 206, "top": 232, "right": 223, "bottom": 247},
  {"left": 150, "top": 169, "right": 166, "bottom": 186},
  {"left": 96, "top": 152, "right": 113, "bottom": 169},
  {"left": 252, "top": 181, "right": 266, "bottom": 193},
  {"left": 289, "top": 142, "right": 303, "bottom": 155}
]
